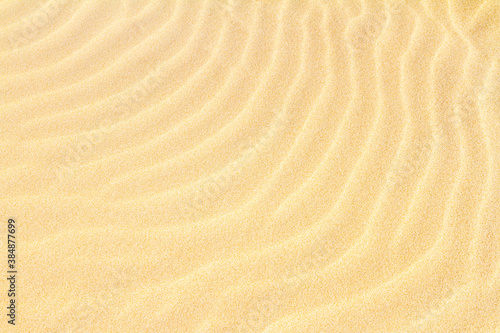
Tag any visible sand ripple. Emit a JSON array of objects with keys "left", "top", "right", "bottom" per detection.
[{"left": 1, "top": 0, "right": 500, "bottom": 332}]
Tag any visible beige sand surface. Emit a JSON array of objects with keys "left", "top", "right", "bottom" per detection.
[{"left": 1, "top": 0, "right": 500, "bottom": 332}]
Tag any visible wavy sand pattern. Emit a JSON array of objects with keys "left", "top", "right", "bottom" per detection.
[{"left": 1, "top": 0, "right": 500, "bottom": 332}]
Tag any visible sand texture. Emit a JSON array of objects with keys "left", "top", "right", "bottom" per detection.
[{"left": 1, "top": 0, "right": 500, "bottom": 332}]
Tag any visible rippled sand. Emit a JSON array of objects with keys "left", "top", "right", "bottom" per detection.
[{"left": 1, "top": 0, "right": 500, "bottom": 332}]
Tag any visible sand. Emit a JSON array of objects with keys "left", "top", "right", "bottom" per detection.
[{"left": 1, "top": 0, "right": 500, "bottom": 332}]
